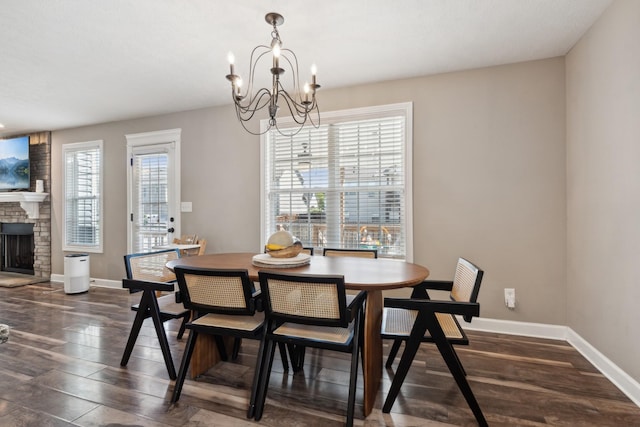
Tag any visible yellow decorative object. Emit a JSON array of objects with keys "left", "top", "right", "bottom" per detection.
[{"left": 266, "top": 243, "right": 285, "bottom": 251}]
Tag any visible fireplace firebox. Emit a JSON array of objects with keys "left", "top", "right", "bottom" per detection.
[{"left": 1, "top": 223, "right": 35, "bottom": 275}]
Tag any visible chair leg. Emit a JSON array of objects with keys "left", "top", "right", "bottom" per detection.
[
  {"left": 176, "top": 313, "right": 189, "bottom": 340},
  {"left": 382, "top": 322, "right": 426, "bottom": 412},
  {"left": 120, "top": 305, "right": 149, "bottom": 367},
  {"left": 346, "top": 311, "right": 362, "bottom": 427},
  {"left": 434, "top": 339, "right": 487, "bottom": 426},
  {"left": 287, "top": 343, "right": 305, "bottom": 372},
  {"left": 451, "top": 344, "right": 467, "bottom": 376},
  {"left": 232, "top": 337, "right": 242, "bottom": 360},
  {"left": 145, "top": 290, "right": 177, "bottom": 380},
  {"left": 214, "top": 335, "right": 228, "bottom": 361},
  {"left": 247, "top": 331, "right": 268, "bottom": 419},
  {"left": 385, "top": 339, "right": 403, "bottom": 368},
  {"left": 254, "top": 338, "right": 277, "bottom": 421},
  {"left": 295, "top": 345, "right": 306, "bottom": 371},
  {"left": 171, "top": 329, "right": 198, "bottom": 403},
  {"left": 278, "top": 342, "right": 289, "bottom": 371}
]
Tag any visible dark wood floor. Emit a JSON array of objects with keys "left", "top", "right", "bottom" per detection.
[{"left": 1, "top": 282, "right": 639, "bottom": 426}]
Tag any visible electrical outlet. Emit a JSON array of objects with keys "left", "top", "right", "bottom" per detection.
[{"left": 504, "top": 288, "right": 516, "bottom": 309}]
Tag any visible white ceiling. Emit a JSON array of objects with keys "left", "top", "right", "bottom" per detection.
[{"left": 0, "top": 0, "right": 613, "bottom": 137}]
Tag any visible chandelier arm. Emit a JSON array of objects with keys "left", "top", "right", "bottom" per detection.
[
  {"left": 235, "top": 87, "right": 272, "bottom": 113},
  {"left": 277, "top": 84, "right": 314, "bottom": 118},
  {"left": 238, "top": 114, "right": 272, "bottom": 136},
  {"left": 240, "top": 46, "right": 272, "bottom": 100},
  {"left": 280, "top": 49, "right": 303, "bottom": 103},
  {"left": 235, "top": 89, "right": 273, "bottom": 121},
  {"left": 277, "top": 90, "right": 311, "bottom": 126},
  {"left": 305, "top": 104, "right": 321, "bottom": 128},
  {"left": 274, "top": 120, "right": 308, "bottom": 137}
]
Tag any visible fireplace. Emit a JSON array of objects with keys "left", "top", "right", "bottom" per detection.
[
  {"left": 0, "top": 132, "right": 51, "bottom": 279},
  {"left": 1, "top": 223, "right": 35, "bottom": 275}
]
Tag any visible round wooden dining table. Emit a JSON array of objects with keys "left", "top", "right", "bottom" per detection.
[{"left": 167, "top": 252, "right": 429, "bottom": 417}]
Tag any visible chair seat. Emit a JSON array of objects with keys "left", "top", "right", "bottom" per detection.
[
  {"left": 158, "top": 294, "right": 190, "bottom": 316},
  {"left": 191, "top": 311, "right": 264, "bottom": 332},
  {"left": 132, "top": 294, "right": 189, "bottom": 318},
  {"left": 382, "top": 307, "right": 463, "bottom": 340},
  {"left": 274, "top": 321, "right": 354, "bottom": 344}
]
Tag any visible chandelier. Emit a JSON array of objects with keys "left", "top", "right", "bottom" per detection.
[{"left": 226, "top": 12, "right": 320, "bottom": 136}]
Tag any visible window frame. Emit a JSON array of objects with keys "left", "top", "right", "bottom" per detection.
[
  {"left": 260, "top": 102, "right": 413, "bottom": 261},
  {"left": 62, "top": 139, "right": 104, "bottom": 253}
]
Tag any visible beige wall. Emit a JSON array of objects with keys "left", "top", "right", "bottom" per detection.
[
  {"left": 51, "top": 56, "right": 567, "bottom": 325},
  {"left": 566, "top": 0, "right": 640, "bottom": 380}
]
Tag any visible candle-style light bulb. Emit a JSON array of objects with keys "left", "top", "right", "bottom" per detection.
[
  {"left": 304, "top": 82, "right": 310, "bottom": 103},
  {"left": 228, "top": 52, "right": 235, "bottom": 75},
  {"left": 235, "top": 78, "right": 242, "bottom": 96},
  {"left": 272, "top": 44, "right": 281, "bottom": 69},
  {"left": 311, "top": 64, "right": 317, "bottom": 86}
]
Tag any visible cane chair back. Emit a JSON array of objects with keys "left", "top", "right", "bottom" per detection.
[
  {"left": 262, "top": 274, "right": 348, "bottom": 327},
  {"left": 176, "top": 267, "right": 257, "bottom": 315},
  {"left": 451, "top": 257, "right": 482, "bottom": 306},
  {"left": 125, "top": 248, "right": 178, "bottom": 284}
]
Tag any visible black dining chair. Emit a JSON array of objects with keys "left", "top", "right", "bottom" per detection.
[
  {"left": 170, "top": 266, "right": 289, "bottom": 411},
  {"left": 121, "top": 248, "right": 191, "bottom": 380},
  {"left": 282, "top": 247, "right": 375, "bottom": 373},
  {"left": 380, "top": 257, "right": 486, "bottom": 426},
  {"left": 252, "top": 271, "right": 366, "bottom": 427}
]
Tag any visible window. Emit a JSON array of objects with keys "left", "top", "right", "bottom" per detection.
[
  {"left": 63, "top": 140, "right": 103, "bottom": 252},
  {"left": 261, "top": 103, "right": 413, "bottom": 260}
]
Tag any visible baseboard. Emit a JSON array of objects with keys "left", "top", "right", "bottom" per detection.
[
  {"left": 49, "top": 273, "right": 64, "bottom": 284},
  {"left": 49, "top": 273, "right": 121, "bottom": 289},
  {"left": 462, "top": 316, "right": 640, "bottom": 407},
  {"left": 566, "top": 328, "right": 640, "bottom": 407},
  {"left": 464, "top": 316, "right": 568, "bottom": 340}
]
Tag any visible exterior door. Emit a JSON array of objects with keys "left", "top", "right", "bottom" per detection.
[{"left": 126, "top": 129, "right": 181, "bottom": 253}]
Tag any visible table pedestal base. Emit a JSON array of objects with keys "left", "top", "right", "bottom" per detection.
[
  {"left": 362, "top": 290, "right": 383, "bottom": 417},
  {"left": 189, "top": 335, "right": 230, "bottom": 378}
]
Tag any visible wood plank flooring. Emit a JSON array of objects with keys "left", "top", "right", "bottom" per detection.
[{"left": 1, "top": 282, "right": 639, "bottom": 426}]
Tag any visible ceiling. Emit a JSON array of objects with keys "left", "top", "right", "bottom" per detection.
[{"left": 0, "top": 0, "right": 613, "bottom": 138}]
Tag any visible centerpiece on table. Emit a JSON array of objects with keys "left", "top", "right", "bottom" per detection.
[
  {"left": 265, "top": 230, "right": 303, "bottom": 258},
  {"left": 253, "top": 231, "right": 310, "bottom": 267}
]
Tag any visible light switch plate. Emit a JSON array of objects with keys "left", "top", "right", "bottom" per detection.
[
  {"left": 181, "top": 202, "right": 192, "bottom": 212},
  {"left": 504, "top": 288, "right": 516, "bottom": 309}
]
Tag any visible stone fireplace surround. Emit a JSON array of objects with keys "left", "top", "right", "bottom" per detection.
[{"left": 0, "top": 132, "right": 51, "bottom": 278}]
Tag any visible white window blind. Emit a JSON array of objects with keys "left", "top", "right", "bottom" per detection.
[
  {"left": 63, "top": 140, "right": 103, "bottom": 252},
  {"left": 262, "top": 103, "right": 412, "bottom": 260}
]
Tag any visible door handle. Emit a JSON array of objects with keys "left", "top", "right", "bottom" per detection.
[{"left": 167, "top": 227, "right": 175, "bottom": 233}]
